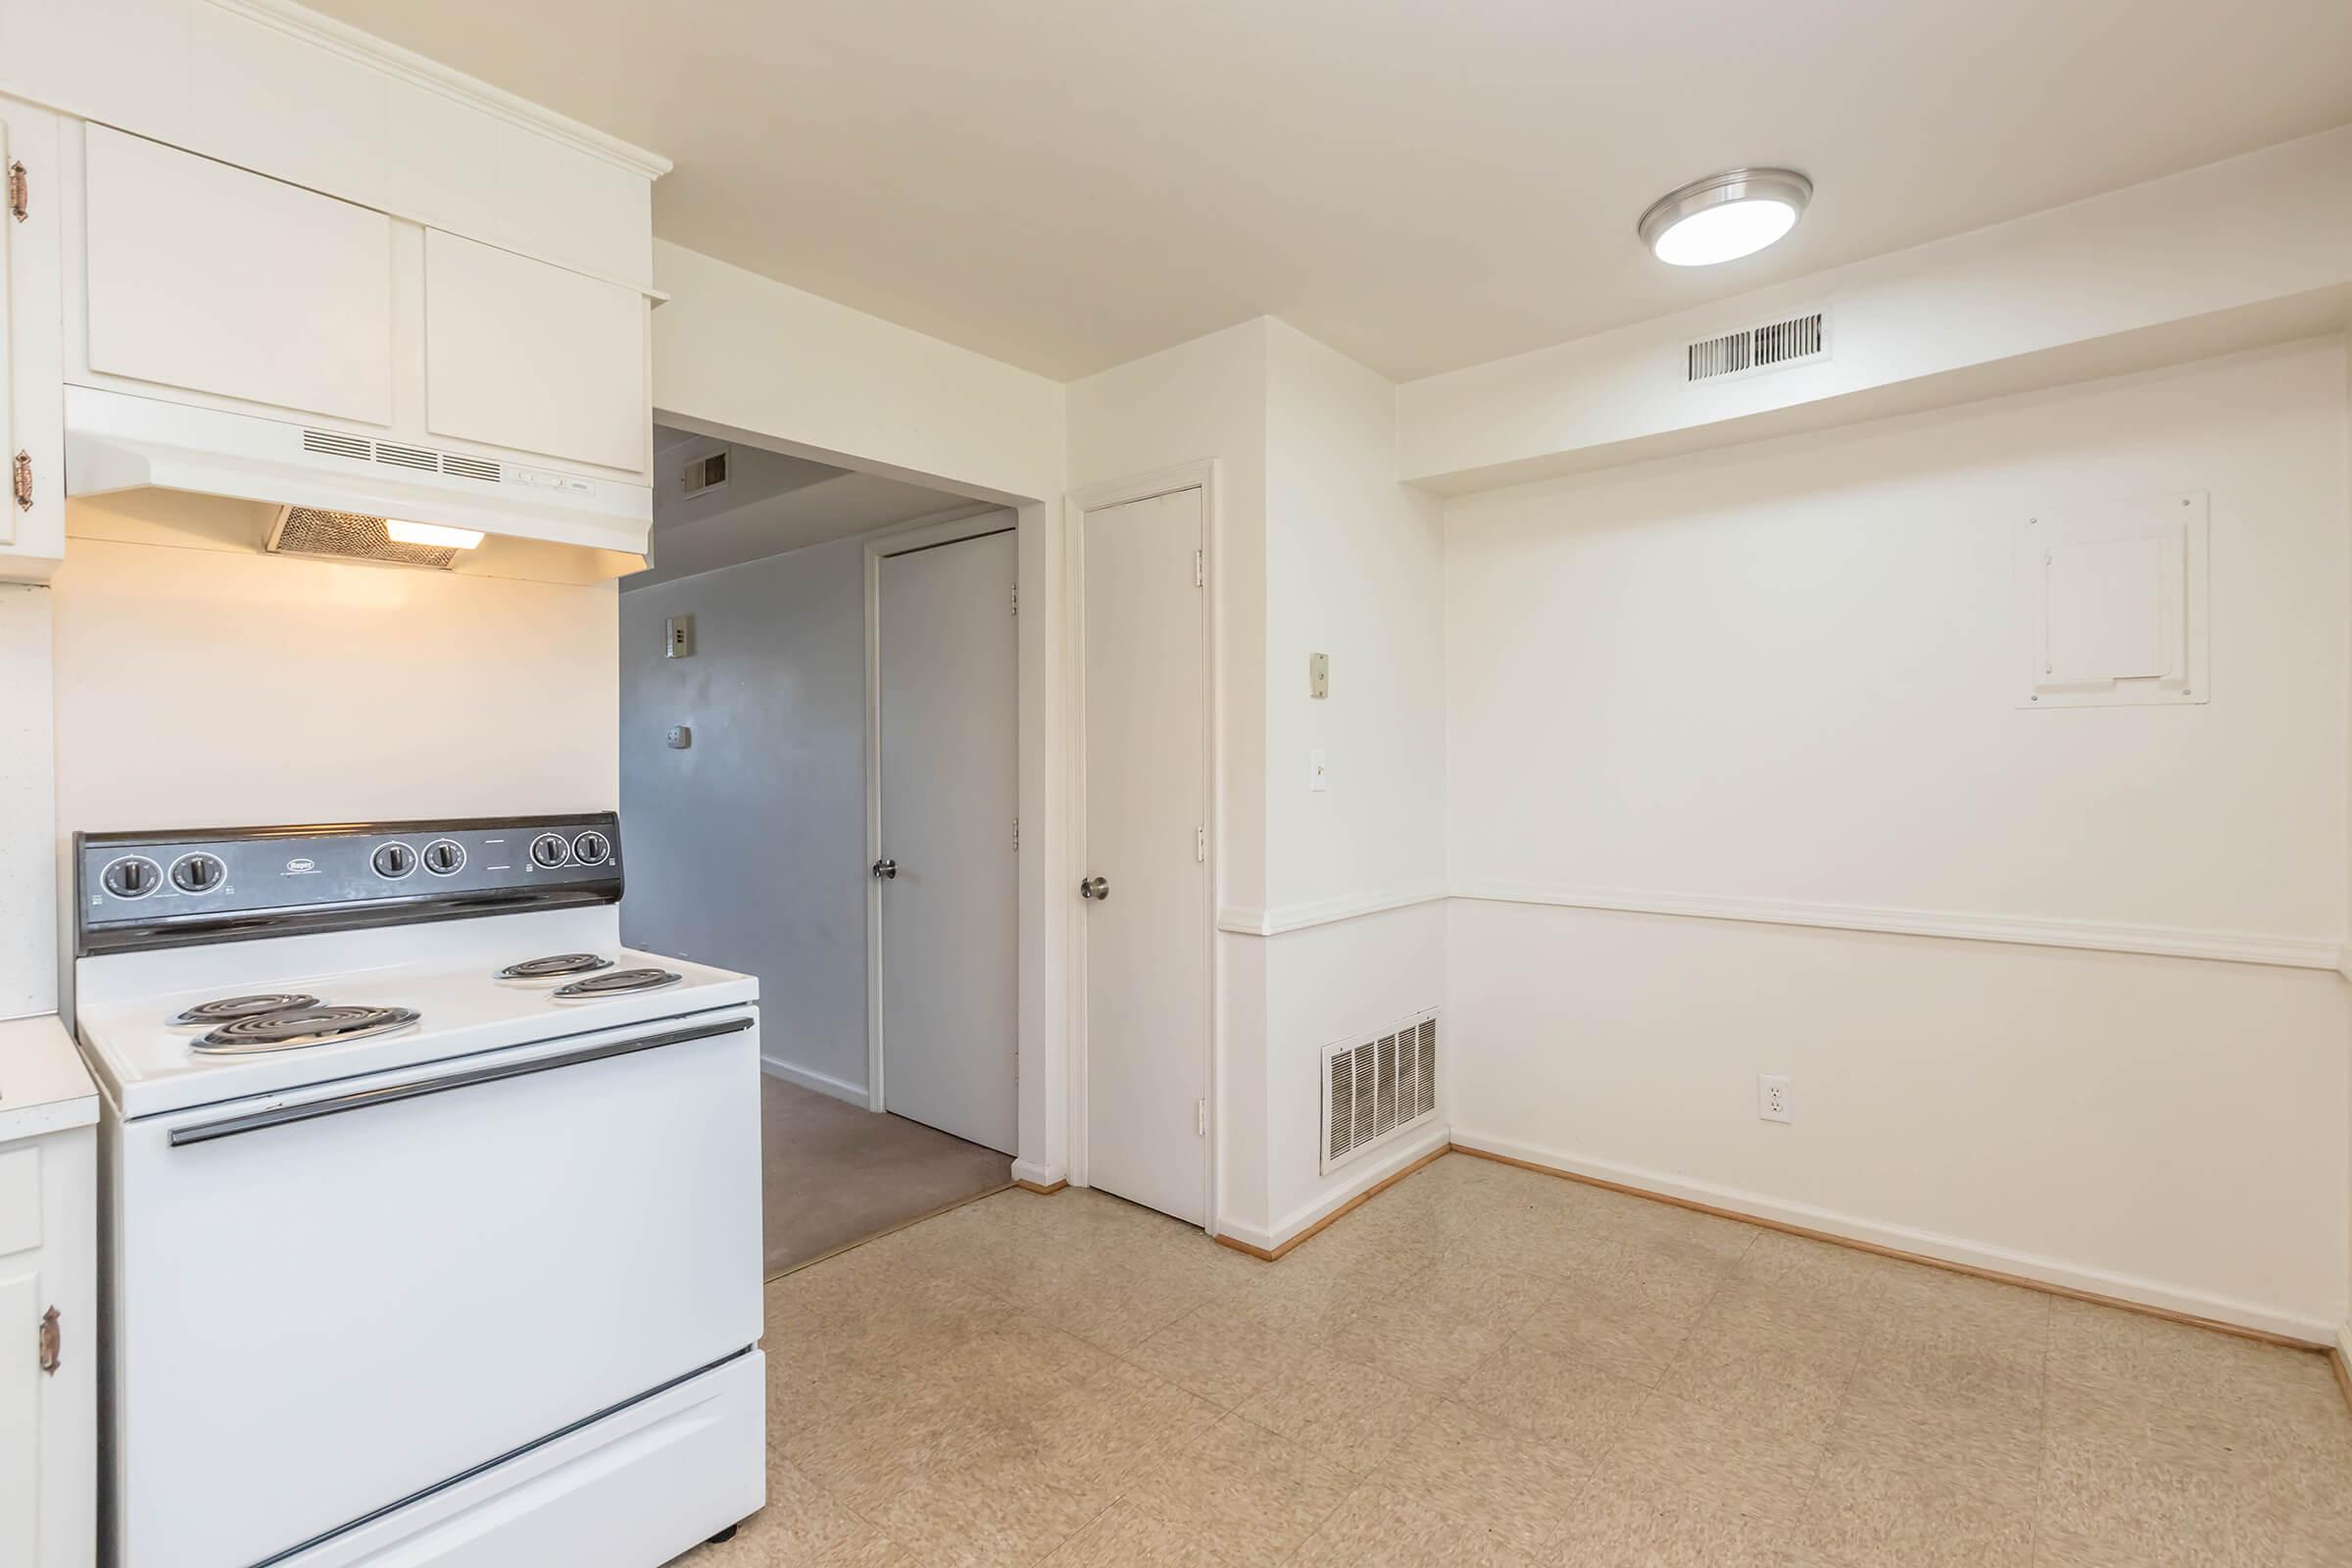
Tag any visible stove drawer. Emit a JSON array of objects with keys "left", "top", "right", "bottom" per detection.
[{"left": 107, "top": 1007, "right": 762, "bottom": 1568}]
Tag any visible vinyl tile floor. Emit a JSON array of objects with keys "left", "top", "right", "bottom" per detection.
[{"left": 670, "top": 1151, "right": 2352, "bottom": 1566}]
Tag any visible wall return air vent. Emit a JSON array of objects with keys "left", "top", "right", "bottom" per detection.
[
  {"left": 1686, "top": 310, "right": 1828, "bottom": 383},
  {"left": 1320, "top": 1010, "right": 1439, "bottom": 1175}
]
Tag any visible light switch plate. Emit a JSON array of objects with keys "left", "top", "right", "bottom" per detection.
[{"left": 665, "top": 615, "right": 695, "bottom": 659}]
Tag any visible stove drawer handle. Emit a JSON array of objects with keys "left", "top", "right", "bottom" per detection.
[{"left": 167, "top": 1014, "right": 755, "bottom": 1148}]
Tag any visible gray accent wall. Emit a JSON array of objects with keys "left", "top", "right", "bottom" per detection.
[{"left": 617, "top": 537, "right": 871, "bottom": 1098}]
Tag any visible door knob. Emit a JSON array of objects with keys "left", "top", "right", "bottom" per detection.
[
  {"left": 872, "top": 858, "right": 899, "bottom": 880},
  {"left": 1079, "top": 875, "right": 1109, "bottom": 901}
]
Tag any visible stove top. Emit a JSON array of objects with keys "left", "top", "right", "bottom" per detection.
[
  {"left": 76, "top": 909, "right": 756, "bottom": 1119},
  {"left": 194, "top": 1004, "right": 421, "bottom": 1055}
]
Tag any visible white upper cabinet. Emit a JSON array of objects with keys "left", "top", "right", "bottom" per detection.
[
  {"left": 0, "top": 93, "right": 64, "bottom": 580},
  {"left": 0, "top": 0, "right": 662, "bottom": 290},
  {"left": 83, "top": 125, "right": 396, "bottom": 425},
  {"left": 424, "top": 229, "right": 648, "bottom": 473}
]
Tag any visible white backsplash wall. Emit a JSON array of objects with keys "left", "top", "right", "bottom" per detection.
[
  {"left": 614, "top": 537, "right": 873, "bottom": 1100},
  {"left": 51, "top": 528, "right": 619, "bottom": 832},
  {"left": 1444, "top": 337, "right": 2352, "bottom": 1337},
  {"left": 0, "top": 585, "right": 57, "bottom": 1018}
]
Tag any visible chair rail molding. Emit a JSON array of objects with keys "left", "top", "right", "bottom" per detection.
[
  {"left": 1449, "top": 880, "right": 2343, "bottom": 971},
  {"left": 1215, "top": 882, "right": 1449, "bottom": 937}
]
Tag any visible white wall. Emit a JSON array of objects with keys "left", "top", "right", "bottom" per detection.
[
  {"left": 615, "top": 536, "right": 874, "bottom": 1101},
  {"left": 1445, "top": 338, "right": 2352, "bottom": 1337},
  {"left": 0, "top": 586, "right": 56, "bottom": 1018},
  {"left": 52, "top": 506, "right": 618, "bottom": 831},
  {"left": 1253, "top": 322, "right": 1448, "bottom": 1243}
]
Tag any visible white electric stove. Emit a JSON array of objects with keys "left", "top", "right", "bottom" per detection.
[{"left": 73, "top": 814, "right": 765, "bottom": 1568}]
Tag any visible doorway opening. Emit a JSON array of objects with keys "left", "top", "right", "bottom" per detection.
[{"left": 618, "top": 424, "right": 1019, "bottom": 1274}]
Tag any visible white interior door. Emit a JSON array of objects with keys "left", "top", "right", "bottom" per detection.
[
  {"left": 876, "top": 528, "right": 1019, "bottom": 1154},
  {"left": 1081, "top": 487, "right": 1209, "bottom": 1224}
]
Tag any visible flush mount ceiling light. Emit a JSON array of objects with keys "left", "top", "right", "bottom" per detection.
[{"left": 1639, "top": 168, "right": 1812, "bottom": 267}]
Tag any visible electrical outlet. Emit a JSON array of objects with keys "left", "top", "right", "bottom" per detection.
[{"left": 1758, "top": 1074, "right": 1792, "bottom": 1123}]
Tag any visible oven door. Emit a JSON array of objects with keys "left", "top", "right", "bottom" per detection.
[{"left": 110, "top": 1007, "right": 762, "bottom": 1568}]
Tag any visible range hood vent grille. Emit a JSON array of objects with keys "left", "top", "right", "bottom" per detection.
[
  {"left": 267, "top": 507, "right": 460, "bottom": 570},
  {"left": 299, "top": 427, "right": 504, "bottom": 484}
]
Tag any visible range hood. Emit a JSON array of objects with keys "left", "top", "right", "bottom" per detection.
[{"left": 64, "top": 386, "right": 653, "bottom": 561}]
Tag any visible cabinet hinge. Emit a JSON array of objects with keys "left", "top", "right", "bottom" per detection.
[
  {"left": 1193, "top": 549, "right": 1203, "bottom": 588},
  {"left": 1011, "top": 816, "right": 1020, "bottom": 852},
  {"left": 1195, "top": 824, "right": 1205, "bottom": 862},
  {"left": 1196, "top": 1099, "right": 1206, "bottom": 1137},
  {"left": 1010, "top": 583, "right": 1018, "bottom": 616},
  {"left": 7, "top": 161, "right": 25, "bottom": 223},
  {"left": 37, "top": 1305, "right": 60, "bottom": 1376},
  {"left": 12, "top": 450, "right": 31, "bottom": 513}
]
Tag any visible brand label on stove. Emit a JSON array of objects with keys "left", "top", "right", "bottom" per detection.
[{"left": 283, "top": 858, "right": 318, "bottom": 875}]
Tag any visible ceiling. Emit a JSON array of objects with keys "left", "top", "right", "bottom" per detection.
[
  {"left": 311, "top": 0, "right": 2351, "bottom": 381},
  {"left": 628, "top": 427, "right": 970, "bottom": 589}
]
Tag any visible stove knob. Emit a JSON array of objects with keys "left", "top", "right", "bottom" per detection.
[
  {"left": 102, "top": 856, "right": 162, "bottom": 900},
  {"left": 570, "top": 830, "right": 611, "bottom": 866},
  {"left": 422, "top": 839, "right": 466, "bottom": 876},
  {"left": 529, "top": 832, "right": 571, "bottom": 869},
  {"left": 371, "top": 842, "right": 416, "bottom": 879},
  {"left": 171, "top": 853, "right": 225, "bottom": 894}
]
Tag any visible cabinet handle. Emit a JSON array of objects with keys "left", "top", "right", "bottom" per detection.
[
  {"left": 13, "top": 450, "right": 31, "bottom": 512},
  {"left": 37, "top": 1305, "right": 59, "bottom": 1376},
  {"left": 7, "top": 160, "right": 25, "bottom": 222}
]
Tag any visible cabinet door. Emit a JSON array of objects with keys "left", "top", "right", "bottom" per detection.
[
  {"left": 0, "top": 97, "right": 63, "bottom": 572},
  {"left": 82, "top": 124, "right": 394, "bottom": 424},
  {"left": 423, "top": 228, "right": 647, "bottom": 474},
  {"left": 0, "top": 1260, "right": 37, "bottom": 1567}
]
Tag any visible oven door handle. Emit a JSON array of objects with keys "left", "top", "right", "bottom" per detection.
[{"left": 167, "top": 1014, "right": 756, "bottom": 1148}]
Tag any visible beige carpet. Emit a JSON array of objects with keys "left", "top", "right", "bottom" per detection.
[{"left": 760, "top": 1074, "right": 1011, "bottom": 1276}]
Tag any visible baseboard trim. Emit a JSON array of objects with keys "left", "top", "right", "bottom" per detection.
[
  {"left": 1450, "top": 1133, "right": 2331, "bottom": 1348},
  {"left": 1009, "top": 1159, "right": 1067, "bottom": 1193},
  {"left": 1450, "top": 881, "right": 2341, "bottom": 971},
  {"left": 1215, "top": 1131, "right": 1452, "bottom": 1261},
  {"left": 759, "top": 1055, "right": 868, "bottom": 1106}
]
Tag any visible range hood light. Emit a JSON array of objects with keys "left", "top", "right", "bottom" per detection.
[{"left": 384, "top": 518, "right": 486, "bottom": 551}]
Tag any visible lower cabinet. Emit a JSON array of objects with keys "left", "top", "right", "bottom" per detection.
[{"left": 0, "top": 1123, "right": 94, "bottom": 1568}]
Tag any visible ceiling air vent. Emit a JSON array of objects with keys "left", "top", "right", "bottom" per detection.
[
  {"left": 440, "top": 454, "right": 501, "bottom": 483},
  {"left": 1686, "top": 310, "right": 1827, "bottom": 383},
  {"left": 681, "top": 449, "right": 729, "bottom": 499},
  {"left": 1320, "top": 1010, "right": 1438, "bottom": 1174},
  {"left": 265, "top": 507, "right": 461, "bottom": 570}
]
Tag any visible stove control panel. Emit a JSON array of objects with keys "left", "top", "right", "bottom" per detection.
[{"left": 75, "top": 813, "right": 625, "bottom": 955}]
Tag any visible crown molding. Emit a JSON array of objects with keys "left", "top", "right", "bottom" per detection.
[{"left": 220, "top": 0, "right": 672, "bottom": 178}]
